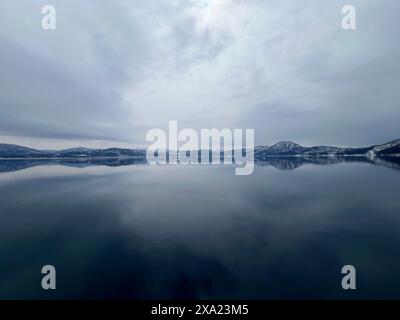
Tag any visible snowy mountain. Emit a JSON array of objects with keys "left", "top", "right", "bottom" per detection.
[
  {"left": 302, "top": 146, "right": 342, "bottom": 156},
  {"left": 254, "top": 139, "right": 400, "bottom": 158},
  {"left": 56, "top": 147, "right": 147, "bottom": 158},
  {"left": 264, "top": 141, "right": 305, "bottom": 155},
  {"left": 367, "top": 139, "right": 400, "bottom": 158},
  {"left": 0, "top": 139, "right": 399, "bottom": 159},
  {"left": 254, "top": 141, "right": 308, "bottom": 157},
  {"left": 0, "top": 144, "right": 146, "bottom": 158},
  {"left": 0, "top": 144, "right": 49, "bottom": 157}
]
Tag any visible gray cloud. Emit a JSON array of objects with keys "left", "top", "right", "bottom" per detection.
[{"left": 0, "top": 0, "right": 399, "bottom": 148}]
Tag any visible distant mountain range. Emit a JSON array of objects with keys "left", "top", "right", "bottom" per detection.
[
  {"left": 254, "top": 139, "right": 400, "bottom": 158},
  {"left": 0, "top": 145, "right": 147, "bottom": 158},
  {"left": 0, "top": 139, "right": 399, "bottom": 159}
]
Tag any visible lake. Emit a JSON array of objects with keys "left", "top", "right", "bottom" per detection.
[{"left": 0, "top": 159, "right": 400, "bottom": 299}]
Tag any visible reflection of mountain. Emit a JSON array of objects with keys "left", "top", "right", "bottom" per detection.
[
  {"left": 252, "top": 139, "right": 400, "bottom": 171},
  {"left": 1, "top": 139, "right": 400, "bottom": 159},
  {"left": 256, "top": 157, "right": 343, "bottom": 170},
  {"left": 0, "top": 158, "right": 148, "bottom": 173},
  {"left": 1, "top": 155, "right": 400, "bottom": 173},
  {"left": 256, "top": 156, "right": 400, "bottom": 171},
  {"left": 0, "top": 139, "right": 399, "bottom": 173}
]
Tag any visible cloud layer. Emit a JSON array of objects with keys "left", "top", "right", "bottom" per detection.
[{"left": 0, "top": 0, "right": 399, "bottom": 148}]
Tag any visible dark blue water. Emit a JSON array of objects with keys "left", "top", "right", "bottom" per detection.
[{"left": 0, "top": 160, "right": 400, "bottom": 299}]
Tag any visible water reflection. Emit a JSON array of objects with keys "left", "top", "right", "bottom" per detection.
[
  {"left": 0, "top": 159, "right": 400, "bottom": 299},
  {"left": 0, "top": 156, "right": 399, "bottom": 173}
]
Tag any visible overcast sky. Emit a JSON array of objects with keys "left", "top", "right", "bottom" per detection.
[{"left": 0, "top": 0, "right": 399, "bottom": 149}]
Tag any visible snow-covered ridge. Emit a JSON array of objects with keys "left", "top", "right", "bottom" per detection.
[
  {"left": 0, "top": 144, "right": 146, "bottom": 158},
  {"left": 254, "top": 139, "right": 400, "bottom": 158},
  {"left": 367, "top": 139, "right": 400, "bottom": 158},
  {"left": 0, "top": 139, "right": 399, "bottom": 159}
]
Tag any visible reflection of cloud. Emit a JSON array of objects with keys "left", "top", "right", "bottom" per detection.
[{"left": 1, "top": 163, "right": 400, "bottom": 298}]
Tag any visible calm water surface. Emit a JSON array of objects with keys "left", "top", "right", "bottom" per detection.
[{"left": 0, "top": 161, "right": 400, "bottom": 299}]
